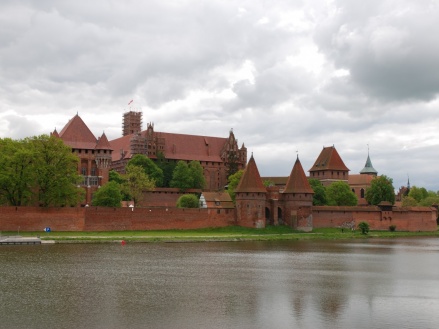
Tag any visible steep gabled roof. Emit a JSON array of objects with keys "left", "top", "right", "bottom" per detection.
[
  {"left": 110, "top": 130, "right": 230, "bottom": 162},
  {"left": 235, "top": 154, "right": 266, "bottom": 193},
  {"left": 309, "top": 146, "right": 349, "bottom": 172},
  {"left": 95, "top": 132, "right": 113, "bottom": 150},
  {"left": 58, "top": 114, "right": 97, "bottom": 149},
  {"left": 283, "top": 156, "right": 314, "bottom": 194},
  {"left": 360, "top": 153, "right": 378, "bottom": 175}
]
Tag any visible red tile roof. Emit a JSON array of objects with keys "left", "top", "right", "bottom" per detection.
[
  {"left": 110, "top": 131, "right": 230, "bottom": 162},
  {"left": 283, "top": 157, "right": 314, "bottom": 194},
  {"left": 235, "top": 155, "right": 266, "bottom": 193},
  {"left": 58, "top": 114, "right": 98, "bottom": 149},
  {"left": 309, "top": 146, "right": 349, "bottom": 172},
  {"left": 348, "top": 174, "right": 374, "bottom": 186},
  {"left": 95, "top": 132, "right": 112, "bottom": 150}
]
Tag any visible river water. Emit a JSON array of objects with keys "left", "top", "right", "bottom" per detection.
[{"left": 1, "top": 238, "right": 439, "bottom": 329}]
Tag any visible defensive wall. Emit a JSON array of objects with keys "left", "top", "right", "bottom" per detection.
[
  {"left": 0, "top": 206, "right": 234, "bottom": 232},
  {"left": 312, "top": 206, "right": 438, "bottom": 231},
  {"left": 0, "top": 205, "right": 436, "bottom": 232}
]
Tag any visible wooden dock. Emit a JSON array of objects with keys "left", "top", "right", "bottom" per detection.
[{"left": 0, "top": 236, "right": 42, "bottom": 245}]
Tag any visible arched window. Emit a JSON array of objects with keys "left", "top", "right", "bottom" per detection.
[{"left": 361, "top": 188, "right": 365, "bottom": 198}]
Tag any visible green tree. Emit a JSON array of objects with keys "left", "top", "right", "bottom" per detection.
[
  {"left": 170, "top": 161, "right": 193, "bottom": 191},
  {"left": 358, "top": 221, "right": 370, "bottom": 234},
  {"left": 156, "top": 152, "right": 176, "bottom": 187},
  {"left": 188, "top": 160, "right": 206, "bottom": 190},
  {"left": 30, "top": 135, "right": 84, "bottom": 207},
  {"left": 326, "top": 181, "right": 357, "bottom": 206},
  {"left": 92, "top": 181, "right": 122, "bottom": 207},
  {"left": 263, "top": 180, "right": 275, "bottom": 187},
  {"left": 128, "top": 154, "right": 164, "bottom": 187},
  {"left": 176, "top": 194, "right": 199, "bottom": 208},
  {"left": 0, "top": 138, "right": 34, "bottom": 206},
  {"left": 227, "top": 169, "right": 244, "bottom": 202},
  {"left": 402, "top": 196, "right": 418, "bottom": 207},
  {"left": 365, "top": 175, "right": 395, "bottom": 205},
  {"left": 109, "top": 170, "right": 126, "bottom": 184},
  {"left": 309, "top": 178, "right": 327, "bottom": 206},
  {"left": 419, "top": 196, "right": 439, "bottom": 207},
  {"left": 408, "top": 186, "right": 429, "bottom": 203},
  {"left": 122, "top": 165, "right": 155, "bottom": 205}
]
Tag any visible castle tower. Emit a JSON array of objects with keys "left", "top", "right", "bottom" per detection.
[
  {"left": 309, "top": 145, "right": 349, "bottom": 186},
  {"left": 281, "top": 156, "right": 314, "bottom": 231},
  {"left": 122, "top": 111, "right": 142, "bottom": 136},
  {"left": 234, "top": 154, "right": 267, "bottom": 228}
]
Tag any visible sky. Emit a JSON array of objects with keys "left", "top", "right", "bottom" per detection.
[{"left": 1, "top": 0, "right": 439, "bottom": 191}]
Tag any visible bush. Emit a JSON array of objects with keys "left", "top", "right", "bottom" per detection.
[
  {"left": 176, "top": 194, "right": 199, "bottom": 208},
  {"left": 389, "top": 225, "right": 396, "bottom": 232},
  {"left": 358, "top": 221, "right": 370, "bottom": 235}
]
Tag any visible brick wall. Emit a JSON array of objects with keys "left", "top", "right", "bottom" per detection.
[
  {"left": 312, "top": 206, "right": 437, "bottom": 232},
  {"left": 0, "top": 206, "right": 233, "bottom": 232}
]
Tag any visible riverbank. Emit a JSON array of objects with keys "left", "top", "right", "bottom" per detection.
[{"left": 2, "top": 226, "right": 438, "bottom": 243}]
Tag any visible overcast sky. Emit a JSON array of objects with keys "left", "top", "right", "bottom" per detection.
[{"left": 1, "top": 0, "right": 439, "bottom": 191}]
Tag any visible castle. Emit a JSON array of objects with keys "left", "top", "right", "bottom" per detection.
[{"left": 52, "top": 112, "right": 247, "bottom": 205}]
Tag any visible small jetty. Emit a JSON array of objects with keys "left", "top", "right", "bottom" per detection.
[{"left": 0, "top": 236, "right": 42, "bottom": 245}]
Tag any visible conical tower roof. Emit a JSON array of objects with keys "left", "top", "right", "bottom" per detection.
[
  {"left": 360, "top": 152, "right": 378, "bottom": 175},
  {"left": 235, "top": 154, "right": 266, "bottom": 193},
  {"left": 284, "top": 156, "right": 314, "bottom": 194},
  {"left": 95, "top": 132, "right": 113, "bottom": 150},
  {"left": 59, "top": 114, "right": 97, "bottom": 149},
  {"left": 309, "top": 146, "right": 349, "bottom": 172}
]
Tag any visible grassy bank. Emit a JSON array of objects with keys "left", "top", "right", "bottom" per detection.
[{"left": 3, "top": 226, "right": 439, "bottom": 243}]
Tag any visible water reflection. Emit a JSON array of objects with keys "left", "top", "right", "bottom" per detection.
[{"left": 1, "top": 238, "right": 439, "bottom": 329}]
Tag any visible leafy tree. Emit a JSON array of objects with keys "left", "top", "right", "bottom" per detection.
[
  {"left": 227, "top": 169, "right": 244, "bottom": 202},
  {"left": 188, "top": 160, "right": 206, "bottom": 190},
  {"left": 326, "top": 181, "right": 357, "bottom": 206},
  {"left": 419, "top": 196, "right": 439, "bottom": 207},
  {"left": 401, "top": 196, "right": 418, "bottom": 207},
  {"left": 122, "top": 165, "right": 155, "bottom": 205},
  {"left": 408, "top": 186, "right": 429, "bottom": 203},
  {"left": 0, "top": 138, "right": 34, "bottom": 206},
  {"left": 128, "top": 154, "right": 164, "bottom": 187},
  {"left": 365, "top": 175, "right": 395, "bottom": 205},
  {"left": 30, "top": 135, "right": 84, "bottom": 207},
  {"left": 263, "top": 180, "right": 275, "bottom": 187},
  {"left": 156, "top": 152, "right": 176, "bottom": 187},
  {"left": 358, "top": 221, "right": 370, "bottom": 234},
  {"left": 92, "top": 181, "right": 122, "bottom": 207},
  {"left": 108, "top": 170, "right": 130, "bottom": 201},
  {"left": 176, "top": 194, "right": 199, "bottom": 208},
  {"left": 170, "top": 161, "right": 193, "bottom": 191},
  {"left": 309, "top": 178, "right": 327, "bottom": 206},
  {"left": 109, "top": 170, "right": 126, "bottom": 184}
]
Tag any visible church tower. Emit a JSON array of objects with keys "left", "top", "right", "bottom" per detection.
[{"left": 123, "top": 111, "right": 142, "bottom": 136}]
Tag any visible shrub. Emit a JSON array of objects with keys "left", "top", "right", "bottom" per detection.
[
  {"left": 389, "top": 225, "right": 396, "bottom": 232},
  {"left": 176, "top": 194, "right": 199, "bottom": 208},
  {"left": 358, "top": 221, "right": 370, "bottom": 235}
]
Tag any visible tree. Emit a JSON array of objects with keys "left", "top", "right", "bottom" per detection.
[
  {"left": 402, "top": 196, "right": 418, "bottom": 207},
  {"left": 128, "top": 154, "right": 164, "bottom": 187},
  {"left": 0, "top": 138, "right": 34, "bottom": 206},
  {"left": 358, "top": 221, "right": 370, "bottom": 235},
  {"left": 226, "top": 169, "right": 244, "bottom": 202},
  {"left": 109, "top": 170, "right": 126, "bottom": 184},
  {"left": 408, "top": 186, "right": 428, "bottom": 203},
  {"left": 309, "top": 178, "right": 327, "bottom": 206},
  {"left": 92, "top": 181, "right": 122, "bottom": 207},
  {"left": 30, "top": 135, "right": 84, "bottom": 207},
  {"left": 419, "top": 196, "right": 439, "bottom": 207},
  {"left": 326, "top": 181, "right": 357, "bottom": 206},
  {"left": 365, "top": 175, "right": 395, "bottom": 205},
  {"left": 170, "top": 161, "right": 192, "bottom": 191},
  {"left": 156, "top": 152, "right": 176, "bottom": 187},
  {"left": 188, "top": 160, "right": 206, "bottom": 189},
  {"left": 122, "top": 165, "right": 155, "bottom": 205},
  {"left": 176, "top": 194, "right": 199, "bottom": 208}
]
